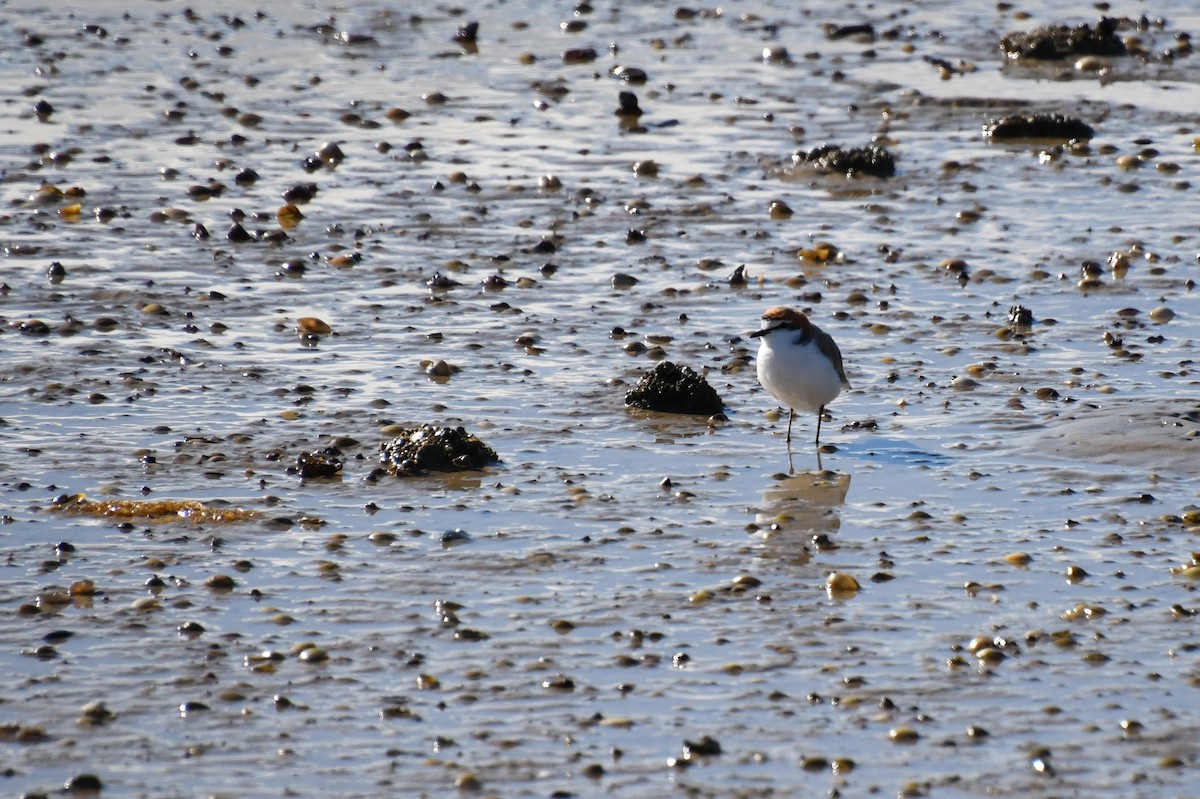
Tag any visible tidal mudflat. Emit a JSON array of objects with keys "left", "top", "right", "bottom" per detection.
[{"left": 2, "top": 1, "right": 1199, "bottom": 797}]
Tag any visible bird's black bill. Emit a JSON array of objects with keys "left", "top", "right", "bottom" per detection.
[{"left": 749, "top": 329, "right": 766, "bottom": 338}]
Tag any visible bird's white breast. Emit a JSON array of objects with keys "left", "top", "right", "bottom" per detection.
[{"left": 756, "top": 332, "right": 844, "bottom": 412}]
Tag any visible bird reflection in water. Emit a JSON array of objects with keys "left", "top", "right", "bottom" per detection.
[{"left": 754, "top": 468, "right": 851, "bottom": 563}]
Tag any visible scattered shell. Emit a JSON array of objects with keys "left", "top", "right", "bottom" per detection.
[
  {"left": 611, "top": 65, "right": 647, "bottom": 84},
  {"left": 825, "top": 572, "right": 861, "bottom": 596},
  {"left": 1003, "top": 552, "right": 1032, "bottom": 567},
  {"left": 316, "top": 141, "right": 344, "bottom": 166},
  {"left": 78, "top": 701, "right": 114, "bottom": 726},
  {"left": 797, "top": 241, "right": 841, "bottom": 263},
  {"left": 1061, "top": 603, "right": 1106, "bottom": 622},
  {"left": 455, "top": 773, "right": 482, "bottom": 791},
  {"left": 296, "top": 317, "right": 332, "bottom": 336},
  {"left": 297, "top": 645, "right": 329, "bottom": 663},
  {"left": 69, "top": 579, "right": 96, "bottom": 596},
  {"left": 762, "top": 45, "right": 791, "bottom": 64},
  {"left": 422, "top": 359, "right": 456, "bottom": 378},
  {"left": 562, "top": 47, "right": 598, "bottom": 65},
  {"left": 277, "top": 204, "right": 304, "bottom": 227},
  {"left": 64, "top": 774, "right": 104, "bottom": 792},
  {"left": 632, "top": 159, "right": 658, "bottom": 177},
  {"left": 542, "top": 674, "right": 575, "bottom": 691},
  {"left": 454, "top": 21, "right": 479, "bottom": 45},
  {"left": 682, "top": 735, "right": 722, "bottom": 757},
  {"left": 204, "top": 574, "right": 236, "bottom": 591},
  {"left": 614, "top": 90, "right": 643, "bottom": 118},
  {"left": 975, "top": 647, "right": 1006, "bottom": 664}
]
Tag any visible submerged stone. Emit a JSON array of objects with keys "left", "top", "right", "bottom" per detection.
[
  {"left": 625, "top": 361, "right": 724, "bottom": 416},
  {"left": 378, "top": 425, "right": 499, "bottom": 476}
]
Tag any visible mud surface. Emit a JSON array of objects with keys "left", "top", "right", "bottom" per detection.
[{"left": 2, "top": 1, "right": 1200, "bottom": 797}]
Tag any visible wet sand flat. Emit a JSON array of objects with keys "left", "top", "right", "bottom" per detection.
[{"left": 2, "top": 1, "right": 1200, "bottom": 797}]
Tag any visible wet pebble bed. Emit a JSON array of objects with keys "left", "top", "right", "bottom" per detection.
[{"left": 2, "top": 0, "right": 1200, "bottom": 797}]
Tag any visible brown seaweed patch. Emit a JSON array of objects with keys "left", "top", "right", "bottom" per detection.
[
  {"left": 378, "top": 425, "right": 499, "bottom": 477},
  {"left": 48, "top": 493, "right": 259, "bottom": 522}
]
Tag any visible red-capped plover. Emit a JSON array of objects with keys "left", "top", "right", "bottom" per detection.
[{"left": 751, "top": 306, "right": 850, "bottom": 445}]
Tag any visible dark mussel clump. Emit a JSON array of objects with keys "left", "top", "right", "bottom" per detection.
[
  {"left": 625, "top": 361, "right": 725, "bottom": 416},
  {"left": 984, "top": 113, "right": 1095, "bottom": 141},
  {"left": 378, "top": 425, "right": 499, "bottom": 477},
  {"left": 792, "top": 143, "right": 896, "bottom": 178},
  {"left": 1000, "top": 17, "right": 1125, "bottom": 60},
  {"left": 289, "top": 447, "right": 344, "bottom": 479}
]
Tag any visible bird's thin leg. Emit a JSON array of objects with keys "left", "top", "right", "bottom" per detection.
[
  {"left": 815, "top": 405, "right": 825, "bottom": 445},
  {"left": 785, "top": 409, "right": 794, "bottom": 443}
]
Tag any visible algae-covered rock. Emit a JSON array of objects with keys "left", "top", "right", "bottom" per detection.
[
  {"left": 625, "top": 361, "right": 724, "bottom": 416},
  {"left": 378, "top": 425, "right": 499, "bottom": 477}
]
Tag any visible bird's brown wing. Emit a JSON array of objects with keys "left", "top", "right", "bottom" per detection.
[{"left": 815, "top": 328, "right": 851, "bottom": 389}]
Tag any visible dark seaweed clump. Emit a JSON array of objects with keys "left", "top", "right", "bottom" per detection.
[
  {"left": 984, "top": 113, "right": 1095, "bottom": 141},
  {"left": 378, "top": 425, "right": 499, "bottom": 477},
  {"left": 625, "top": 361, "right": 724, "bottom": 416},
  {"left": 1000, "top": 17, "right": 1125, "bottom": 60},
  {"left": 793, "top": 144, "right": 896, "bottom": 178}
]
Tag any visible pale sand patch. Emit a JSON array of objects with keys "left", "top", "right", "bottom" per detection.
[{"left": 1036, "top": 399, "right": 1200, "bottom": 473}]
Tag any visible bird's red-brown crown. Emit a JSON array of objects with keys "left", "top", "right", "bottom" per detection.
[{"left": 761, "top": 306, "right": 809, "bottom": 328}]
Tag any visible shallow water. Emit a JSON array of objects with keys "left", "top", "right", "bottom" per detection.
[{"left": 2, "top": 1, "right": 1200, "bottom": 797}]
